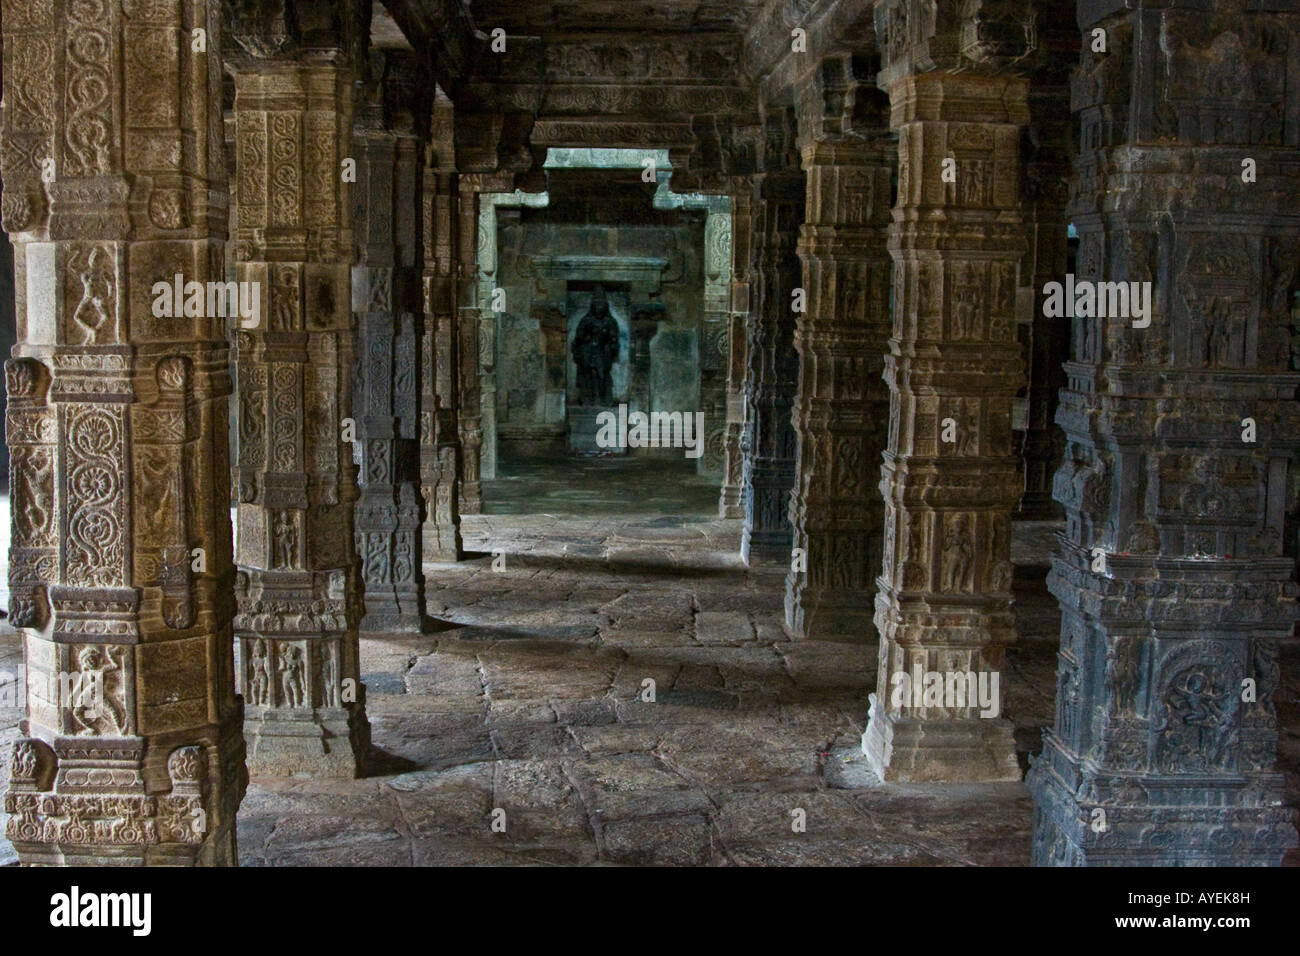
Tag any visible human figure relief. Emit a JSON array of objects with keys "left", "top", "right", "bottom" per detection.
[
  {"left": 951, "top": 264, "right": 980, "bottom": 340},
  {"left": 72, "top": 247, "right": 113, "bottom": 344},
  {"left": 320, "top": 644, "right": 339, "bottom": 708},
  {"left": 140, "top": 449, "right": 177, "bottom": 538},
  {"left": 18, "top": 451, "right": 52, "bottom": 540},
  {"left": 276, "top": 266, "right": 298, "bottom": 323},
  {"left": 279, "top": 644, "right": 306, "bottom": 709},
  {"left": 1079, "top": 316, "right": 1094, "bottom": 363},
  {"left": 1104, "top": 638, "right": 1140, "bottom": 715},
  {"left": 71, "top": 646, "right": 125, "bottom": 735},
  {"left": 13, "top": 740, "right": 39, "bottom": 780},
  {"left": 958, "top": 404, "right": 979, "bottom": 456},
  {"left": 272, "top": 511, "right": 296, "bottom": 568},
  {"left": 942, "top": 514, "right": 974, "bottom": 592},
  {"left": 1163, "top": 668, "right": 1235, "bottom": 772},
  {"left": 1206, "top": 297, "right": 1235, "bottom": 367},
  {"left": 248, "top": 639, "right": 271, "bottom": 706}
]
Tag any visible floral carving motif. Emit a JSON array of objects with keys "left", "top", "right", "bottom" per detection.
[{"left": 65, "top": 406, "right": 126, "bottom": 587}]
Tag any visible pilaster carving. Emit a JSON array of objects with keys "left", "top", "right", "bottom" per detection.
[
  {"left": 453, "top": 173, "right": 507, "bottom": 513},
  {"left": 699, "top": 205, "right": 733, "bottom": 479},
  {"left": 1016, "top": 16, "right": 1075, "bottom": 520}
]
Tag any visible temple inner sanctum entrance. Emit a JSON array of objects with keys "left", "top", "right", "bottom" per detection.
[{"left": 487, "top": 150, "right": 728, "bottom": 484}]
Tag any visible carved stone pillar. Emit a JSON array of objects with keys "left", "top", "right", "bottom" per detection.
[
  {"left": 720, "top": 187, "right": 753, "bottom": 518},
  {"left": 785, "top": 133, "right": 893, "bottom": 641},
  {"left": 456, "top": 175, "right": 486, "bottom": 514},
  {"left": 350, "top": 52, "right": 430, "bottom": 633},
  {"left": 456, "top": 172, "right": 530, "bottom": 510},
  {"left": 699, "top": 206, "right": 732, "bottom": 478},
  {"left": 1029, "top": 1, "right": 1300, "bottom": 865},
  {"left": 861, "top": 1, "right": 1030, "bottom": 781},
  {"left": 741, "top": 120, "right": 804, "bottom": 562},
  {"left": 230, "top": 61, "right": 369, "bottom": 777},
  {"left": 1, "top": 0, "right": 245, "bottom": 864},
  {"left": 420, "top": 97, "right": 464, "bottom": 561}
]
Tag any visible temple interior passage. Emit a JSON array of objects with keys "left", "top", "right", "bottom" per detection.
[
  {"left": 3, "top": 464, "right": 1299, "bottom": 864},
  {"left": 1, "top": 0, "right": 1299, "bottom": 868},
  {"left": 0, "top": 474, "right": 1061, "bottom": 865}
]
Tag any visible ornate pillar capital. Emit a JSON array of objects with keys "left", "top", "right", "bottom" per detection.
[{"left": 874, "top": 0, "right": 1041, "bottom": 90}]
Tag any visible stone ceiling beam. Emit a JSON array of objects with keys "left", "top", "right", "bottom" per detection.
[
  {"left": 375, "top": 0, "right": 479, "bottom": 96},
  {"left": 745, "top": 0, "right": 878, "bottom": 106},
  {"left": 224, "top": 0, "right": 371, "bottom": 69},
  {"left": 454, "top": 31, "right": 759, "bottom": 187}
]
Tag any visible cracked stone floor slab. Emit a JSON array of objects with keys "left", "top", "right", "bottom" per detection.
[{"left": 0, "top": 463, "right": 1297, "bottom": 866}]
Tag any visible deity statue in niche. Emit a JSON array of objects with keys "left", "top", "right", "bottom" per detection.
[{"left": 571, "top": 285, "right": 620, "bottom": 406}]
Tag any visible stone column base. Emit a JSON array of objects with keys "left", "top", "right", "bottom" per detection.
[
  {"left": 1014, "top": 491, "right": 1064, "bottom": 522},
  {"left": 568, "top": 405, "right": 626, "bottom": 455},
  {"left": 423, "top": 531, "right": 464, "bottom": 562},
  {"left": 7, "top": 835, "right": 239, "bottom": 867},
  {"left": 860, "top": 692, "right": 1021, "bottom": 783},
  {"left": 5, "top": 733, "right": 245, "bottom": 866},
  {"left": 718, "top": 486, "right": 744, "bottom": 519},
  {"left": 744, "top": 528, "right": 793, "bottom": 563},
  {"left": 784, "top": 583, "right": 876, "bottom": 642},
  {"left": 359, "top": 592, "right": 432, "bottom": 636},
  {"left": 9, "top": 840, "right": 239, "bottom": 867},
  {"left": 244, "top": 704, "right": 369, "bottom": 778},
  {"left": 460, "top": 483, "right": 483, "bottom": 515},
  {"left": 1029, "top": 736, "right": 1297, "bottom": 866}
]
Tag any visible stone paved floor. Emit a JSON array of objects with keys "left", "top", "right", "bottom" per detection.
[{"left": 0, "top": 464, "right": 1297, "bottom": 865}]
